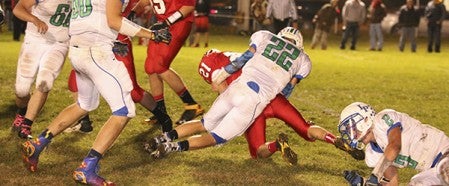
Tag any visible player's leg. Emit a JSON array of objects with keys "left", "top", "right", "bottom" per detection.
[
  {"left": 245, "top": 115, "right": 267, "bottom": 159},
  {"left": 13, "top": 40, "right": 43, "bottom": 133},
  {"left": 18, "top": 42, "right": 68, "bottom": 138}
]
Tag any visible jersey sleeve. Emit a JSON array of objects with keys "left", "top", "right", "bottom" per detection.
[
  {"left": 375, "top": 110, "right": 403, "bottom": 136},
  {"left": 249, "top": 30, "right": 271, "bottom": 50},
  {"left": 294, "top": 52, "right": 312, "bottom": 80}
]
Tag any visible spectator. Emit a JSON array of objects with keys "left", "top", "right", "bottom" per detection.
[
  {"left": 367, "top": 0, "right": 386, "bottom": 51},
  {"left": 310, "top": 0, "right": 339, "bottom": 50},
  {"left": 250, "top": 0, "right": 271, "bottom": 32},
  {"left": 11, "top": 0, "right": 25, "bottom": 41},
  {"left": 266, "top": 0, "right": 298, "bottom": 33},
  {"left": 190, "top": 0, "right": 210, "bottom": 48},
  {"left": 340, "top": 0, "right": 366, "bottom": 50},
  {"left": 398, "top": 0, "right": 420, "bottom": 52},
  {"left": 425, "top": 0, "right": 446, "bottom": 53}
]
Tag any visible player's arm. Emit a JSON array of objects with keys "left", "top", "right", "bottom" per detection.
[
  {"left": 13, "top": 0, "right": 47, "bottom": 34},
  {"left": 150, "top": 5, "right": 195, "bottom": 30},
  {"left": 212, "top": 46, "right": 256, "bottom": 85},
  {"left": 106, "top": 0, "right": 171, "bottom": 43}
]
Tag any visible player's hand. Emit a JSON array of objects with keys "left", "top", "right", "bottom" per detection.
[
  {"left": 151, "top": 28, "right": 172, "bottom": 44},
  {"left": 343, "top": 170, "right": 364, "bottom": 186},
  {"left": 150, "top": 21, "right": 169, "bottom": 31},
  {"left": 334, "top": 137, "right": 365, "bottom": 160},
  {"left": 112, "top": 41, "right": 129, "bottom": 57},
  {"left": 281, "top": 83, "right": 294, "bottom": 98},
  {"left": 33, "top": 19, "right": 48, "bottom": 34}
]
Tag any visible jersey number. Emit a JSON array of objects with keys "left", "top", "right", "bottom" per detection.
[
  {"left": 261, "top": 36, "right": 300, "bottom": 71},
  {"left": 394, "top": 154, "right": 418, "bottom": 169},
  {"left": 50, "top": 4, "right": 71, "bottom": 27},
  {"left": 151, "top": 0, "right": 166, "bottom": 14},
  {"left": 71, "top": 0, "right": 93, "bottom": 19},
  {"left": 199, "top": 62, "right": 212, "bottom": 81}
]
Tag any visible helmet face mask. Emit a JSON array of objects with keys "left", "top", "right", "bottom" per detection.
[
  {"left": 277, "top": 27, "right": 303, "bottom": 50},
  {"left": 338, "top": 102, "right": 376, "bottom": 149}
]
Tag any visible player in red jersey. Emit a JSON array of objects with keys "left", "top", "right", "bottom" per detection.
[
  {"left": 134, "top": 0, "right": 204, "bottom": 131},
  {"left": 66, "top": 0, "right": 172, "bottom": 133}
]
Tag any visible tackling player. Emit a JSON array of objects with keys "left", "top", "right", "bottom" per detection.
[
  {"left": 338, "top": 102, "right": 449, "bottom": 185},
  {"left": 65, "top": 0, "right": 173, "bottom": 133},
  {"left": 134, "top": 0, "right": 205, "bottom": 130},
  {"left": 194, "top": 49, "right": 340, "bottom": 165},
  {"left": 11, "top": 0, "right": 71, "bottom": 139},
  {"left": 20, "top": 0, "right": 171, "bottom": 185}
]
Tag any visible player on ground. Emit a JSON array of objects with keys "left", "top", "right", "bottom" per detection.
[
  {"left": 65, "top": 0, "right": 173, "bottom": 133},
  {"left": 11, "top": 0, "right": 71, "bottom": 139},
  {"left": 134, "top": 0, "right": 204, "bottom": 130},
  {"left": 142, "top": 27, "right": 358, "bottom": 161},
  {"left": 188, "top": 49, "right": 357, "bottom": 165},
  {"left": 338, "top": 102, "right": 449, "bottom": 185},
  {"left": 20, "top": 0, "right": 171, "bottom": 185}
]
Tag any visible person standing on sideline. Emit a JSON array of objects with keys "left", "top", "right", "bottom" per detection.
[
  {"left": 11, "top": 0, "right": 25, "bottom": 41},
  {"left": 133, "top": 0, "right": 205, "bottom": 130},
  {"left": 367, "top": 0, "right": 386, "bottom": 51},
  {"left": 20, "top": 0, "right": 171, "bottom": 184},
  {"left": 310, "top": 0, "right": 339, "bottom": 50},
  {"left": 190, "top": 0, "right": 210, "bottom": 48},
  {"left": 11, "top": 0, "right": 70, "bottom": 139},
  {"left": 340, "top": 0, "right": 366, "bottom": 50},
  {"left": 265, "top": 0, "right": 298, "bottom": 33},
  {"left": 425, "top": 0, "right": 446, "bottom": 53},
  {"left": 398, "top": 0, "right": 420, "bottom": 52}
]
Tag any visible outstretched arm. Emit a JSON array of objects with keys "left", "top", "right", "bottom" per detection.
[{"left": 13, "top": 0, "right": 47, "bottom": 34}]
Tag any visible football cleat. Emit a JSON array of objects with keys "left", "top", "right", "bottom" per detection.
[
  {"left": 64, "top": 120, "right": 93, "bottom": 133},
  {"left": 277, "top": 133, "right": 298, "bottom": 166},
  {"left": 175, "top": 104, "right": 204, "bottom": 125},
  {"left": 18, "top": 124, "right": 33, "bottom": 139},
  {"left": 21, "top": 137, "right": 50, "bottom": 172},
  {"left": 150, "top": 142, "right": 178, "bottom": 160},
  {"left": 144, "top": 115, "right": 159, "bottom": 125},
  {"left": 73, "top": 157, "right": 115, "bottom": 186},
  {"left": 12, "top": 114, "right": 25, "bottom": 132},
  {"left": 143, "top": 133, "right": 170, "bottom": 154}
]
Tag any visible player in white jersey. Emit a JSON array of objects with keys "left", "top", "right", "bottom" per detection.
[
  {"left": 11, "top": 0, "right": 71, "bottom": 139},
  {"left": 20, "top": 0, "right": 172, "bottom": 185},
  {"left": 143, "top": 27, "right": 312, "bottom": 159},
  {"left": 338, "top": 102, "right": 449, "bottom": 185}
]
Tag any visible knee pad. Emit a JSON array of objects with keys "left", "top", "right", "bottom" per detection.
[
  {"left": 15, "top": 78, "right": 33, "bottom": 98},
  {"left": 35, "top": 72, "right": 55, "bottom": 93},
  {"left": 210, "top": 132, "right": 227, "bottom": 144}
]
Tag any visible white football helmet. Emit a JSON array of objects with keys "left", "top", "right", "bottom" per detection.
[
  {"left": 338, "top": 102, "right": 376, "bottom": 149},
  {"left": 278, "top": 27, "right": 303, "bottom": 49}
]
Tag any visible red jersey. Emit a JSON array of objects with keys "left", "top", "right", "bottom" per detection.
[
  {"left": 122, "top": 0, "right": 139, "bottom": 17},
  {"left": 149, "top": 0, "right": 195, "bottom": 22},
  {"left": 198, "top": 52, "right": 241, "bottom": 85}
]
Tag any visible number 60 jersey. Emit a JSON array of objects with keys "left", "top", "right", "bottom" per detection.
[
  {"left": 27, "top": 0, "right": 71, "bottom": 43},
  {"left": 242, "top": 30, "right": 311, "bottom": 101}
]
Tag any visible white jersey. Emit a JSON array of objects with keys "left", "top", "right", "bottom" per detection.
[
  {"left": 370, "top": 109, "right": 449, "bottom": 171},
  {"left": 240, "top": 30, "right": 311, "bottom": 102},
  {"left": 69, "top": 0, "right": 129, "bottom": 46},
  {"left": 25, "top": 0, "right": 71, "bottom": 42}
]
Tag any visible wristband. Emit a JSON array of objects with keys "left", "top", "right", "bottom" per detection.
[
  {"left": 166, "top": 11, "right": 183, "bottom": 25},
  {"left": 119, "top": 18, "right": 142, "bottom": 37}
]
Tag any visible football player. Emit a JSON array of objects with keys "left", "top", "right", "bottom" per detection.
[
  {"left": 20, "top": 0, "right": 171, "bottom": 185},
  {"left": 134, "top": 0, "right": 205, "bottom": 128},
  {"left": 142, "top": 27, "right": 352, "bottom": 162},
  {"left": 65, "top": 0, "right": 173, "bottom": 133},
  {"left": 339, "top": 102, "right": 449, "bottom": 185},
  {"left": 11, "top": 0, "right": 71, "bottom": 139}
]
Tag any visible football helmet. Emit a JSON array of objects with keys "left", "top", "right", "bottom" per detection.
[
  {"left": 278, "top": 27, "right": 303, "bottom": 50},
  {"left": 338, "top": 102, "right": 376, "bottom": 150}
]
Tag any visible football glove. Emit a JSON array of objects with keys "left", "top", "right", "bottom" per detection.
[
  {"left": 112, "top": 41, "right": 130, "bottom": 57},
  {"left": 334, "top": 137, "right": 365, "bottom": 160},
  {"left": 151, "top": 29, "right": 172, "bottom": 44},
  {"left": 281, "top": 83, "right": 295, "bottom": 98},
  {"left": 343, "top": 170, "right": 365, "bottom": 186},
  {"left": 150, "top": 21, "right": 169, "bottom": 31}
]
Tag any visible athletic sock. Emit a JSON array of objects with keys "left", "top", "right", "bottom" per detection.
[
  {"left": 17, "top": 107, "right": 27, "bottom": 116},
  {"left": 39, "top": 129, "right": 54, "bottom": 141},
  {"left": 178, "top": 140, "right": 189, "bottom": 151},
  {"left": 267, "top": 141, "right": 278, "bottom": 153},
  {"left": 178, "top": 89, "right": 196, "bottom": 105},
  {"left": 167, "top": 130, "right": 179, "bottom": 141},
  {"left": 87, "top": 149, "right": 103, "bottom": 159}
]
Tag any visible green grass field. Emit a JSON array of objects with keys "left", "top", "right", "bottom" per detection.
[{"left": 0, "top": 29, "right": 448, "bottom": 185}]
